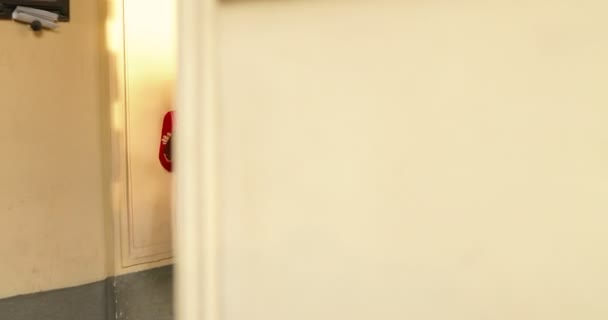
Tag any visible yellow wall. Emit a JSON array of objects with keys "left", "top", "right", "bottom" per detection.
[
  {"left": 0, "top": 2, "right": 108, "bottom": 298},
  {"left": 219, "top": 1, "right": 608, "bottom": 319}
]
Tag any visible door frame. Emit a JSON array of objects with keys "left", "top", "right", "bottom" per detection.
[{"left": 174, "top": 0, "right": 221, "bottom": 319}]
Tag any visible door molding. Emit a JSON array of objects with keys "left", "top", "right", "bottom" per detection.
[{"left": 106, "top": 0, "right": 174, "bottom": 270}]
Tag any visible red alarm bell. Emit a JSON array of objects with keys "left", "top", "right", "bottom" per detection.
[{"left": 159, "top": 111, "right": 173, "bottom": 172}]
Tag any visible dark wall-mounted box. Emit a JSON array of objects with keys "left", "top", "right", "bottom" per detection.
[{"left": 0, "top": 0, "right": 69, "bottom": 21}]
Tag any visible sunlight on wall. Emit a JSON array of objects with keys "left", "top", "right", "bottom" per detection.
[
  {"left": 124, "top": 0, "right": 176, "bottom": 86},
  {"left": 104, "top": 0, "right": 176, "bottom": 272},
  {"left": 105, "top": 0, "right": 126, "bottom": 133},
  {"left": 106, "top": 0, "right": 176, "bottom": 129}
]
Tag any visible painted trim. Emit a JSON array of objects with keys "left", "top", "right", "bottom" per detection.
[{"left": 174, "top": 0, "right": 220, "bottom": 320}]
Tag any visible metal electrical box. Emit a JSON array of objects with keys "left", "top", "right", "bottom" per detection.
[{"left": 0, "top": 0, "right": 69, "bottom": 21}]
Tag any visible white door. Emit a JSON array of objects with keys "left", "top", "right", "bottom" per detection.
[{"left": 176, "top": 1, "right": 608, "bottom": 320}]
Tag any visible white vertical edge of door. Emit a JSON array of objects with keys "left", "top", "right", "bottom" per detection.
[{"left": 174, "top": 0, "right": 220, "bottom": 320}]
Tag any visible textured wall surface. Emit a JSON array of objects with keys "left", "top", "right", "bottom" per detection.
[{"left": 0, "top": 1, "right": 107, "bottom": 298}]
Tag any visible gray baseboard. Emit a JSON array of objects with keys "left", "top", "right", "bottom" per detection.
[
  {"left": 0, "top": 265, "right": 173, "bottom": 320},
  {"left": 0, "top": 281, "right": 107, "bottom": 320},
  {"left": 113, "top": 265, "right": 174, "bottom": 320}
]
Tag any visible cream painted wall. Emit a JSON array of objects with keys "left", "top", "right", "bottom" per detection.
[
  {"left": 109, "top": 0, "right": 174, "bottom": 270},
  {"left": 218, "top": 1, "right": 608, "bottom": 319},
  {"left": 121, "top": 0, "right": 174, "bottom": 265},
  {"left": 0, "top": 2, "right": 108, "bottom": 298},
  {"left": 0, "top": 0, "right": 176, "bottom": 298}
]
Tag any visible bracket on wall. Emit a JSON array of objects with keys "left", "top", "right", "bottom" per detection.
[{"left": 0, "top": 0, "right": 69, "bottom": 22}]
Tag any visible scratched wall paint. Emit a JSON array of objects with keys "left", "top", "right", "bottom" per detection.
[{"left": 0, "top": 2, "right": 108, "bottom": 298}]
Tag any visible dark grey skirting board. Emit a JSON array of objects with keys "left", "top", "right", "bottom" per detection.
[{"left": 0, "top": 265, "right": 173, "bottom": 320}]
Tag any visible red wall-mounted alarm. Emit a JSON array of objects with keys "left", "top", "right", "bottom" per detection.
[{"left": 159, "top": 111, "right": 173, "bottom": 172}]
